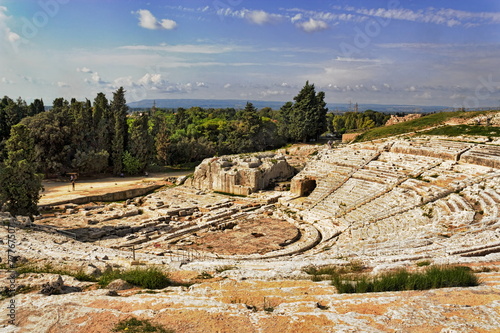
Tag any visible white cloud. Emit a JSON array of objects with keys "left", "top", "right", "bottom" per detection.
[
  {"left": 84, "top": 72, "right": 107, "bottom": 85},
  {"left": 57, "top": 82, "right": 70, "bottom": 88},
  {"left": 350, "top": 6, "right": 500, "bottom": 27},
  {"left": 0, "top": 6, "right": 21, "bottom": 45},
  {"left": 216, "top": 8, "right": 282, "bottom": 25},
  {"left": 76, "top": 67, "right": 93, "bottom": 73},
  {"left": 160, "top": 18, "right": 177, "bottom": 30},
  {"left": 133, "top": 9, "right": 177, "bottom": 30},
  {"left": 259, "top": 89, "right": 286, "bottom": 97},
  {"left": 291, "top": 13, "right": 302, "bottom": 23},
  {"left": 296, "top": 18, "right": 328, "bottom": 33},
  {"left": 1, "top": 77, "right": 13, "bottom": 84},
  {"left": 138, "top": 73, "right": 164, "bottom": 86},
  {"left": 245, "top": 10, "right": 282, "bottom": 25},
  {"left": 224, "top": 83, "right": 231, "bottom": 89}
]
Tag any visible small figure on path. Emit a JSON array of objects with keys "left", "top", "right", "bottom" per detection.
[{"left": 70, "top": 174, "right": 77, "bottom": 191}]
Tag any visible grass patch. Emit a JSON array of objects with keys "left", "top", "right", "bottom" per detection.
[
  {"left": 112, "top": 317, "right": 174, "bottom": 333},
  {"left": 333, "top": 265, "right": 479, "bottom": 294},
  {"left": 303, "top": 261, "right": 365, "bottom": 281},
  {"left": 354, "top": 111, "right": 495, "bottom": 142},
  {"left": 1, "top": 285, "right": 36, "bottom": 300},
  {"left": 421, "top": 125, "right": 500, "bottom": 137},
  {"left": 99, "top": 267, "right": 170, "bottom": 289},
  {"left": 15, "top": 263, "right": 98, "bottom": 282},
  {"left": 416, "top": 260, "right": 432, "bottom": 267}
]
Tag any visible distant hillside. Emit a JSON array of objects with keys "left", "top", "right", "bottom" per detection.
[
  {"left": 127, "top": 99, "right": 448, "bottom": 113},
  {"left": 354, "top": 110, "right": 499, "bottom": 142}
]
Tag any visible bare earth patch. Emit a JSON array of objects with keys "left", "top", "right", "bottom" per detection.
[{"left": 183, "top": 218, "right": 299, "bottom": 255}]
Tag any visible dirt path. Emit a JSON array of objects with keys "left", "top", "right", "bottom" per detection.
[{"left": 39, "top": 171, "right": 190, "bottom": 206}]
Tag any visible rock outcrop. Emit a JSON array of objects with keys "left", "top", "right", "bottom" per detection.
[
  {"left": 385, "top": 113, "right": 422, "bottom": 126},
  {"left": 190, "top": 153, "right": 296, "bottom": 196}
]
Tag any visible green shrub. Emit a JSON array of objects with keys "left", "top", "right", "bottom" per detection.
[
  {"left": 112, "top": 317, "right": 174, "bottom": 333},
  {"left": 416, "top": 260, "right": 432, "bottom": 267}
]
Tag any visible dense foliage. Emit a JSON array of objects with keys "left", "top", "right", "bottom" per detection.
[
  {"left": 328, "top": 110, "right": 390, "bottom": 135},
  {"left": 0, "top": 83, "right": 331, "bottom": 216}
]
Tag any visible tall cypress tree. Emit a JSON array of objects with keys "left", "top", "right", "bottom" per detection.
[
  {"left": 129, "top": 112, "right": 154, "bottom": 172},
  {"left": 110, "top": 87, "right": 128, "bottom": 175},
  {"left": 93, "top": 92, "right": 112, "bottom": 156},
  {"left": 285, "top": 81, "right": 328, "bottom": 142},
  {"left": 0, "top": 124, "right": 43, "bottom": 218}
]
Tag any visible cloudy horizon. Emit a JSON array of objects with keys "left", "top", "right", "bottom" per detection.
[{"left": 1, "top": 0, "right": 500, "bottom": 108}]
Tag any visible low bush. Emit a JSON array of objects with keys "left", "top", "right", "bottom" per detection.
[{"left": 112, "top": 317, "right": 174, "bottom": 333}]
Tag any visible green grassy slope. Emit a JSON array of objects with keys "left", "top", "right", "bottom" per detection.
[{"left": 354, "top": 110, "right": 498, "bottom": 142}]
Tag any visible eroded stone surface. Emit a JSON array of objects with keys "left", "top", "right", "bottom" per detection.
[{"left": 2, "top": 132, "right": 500, "bottom": 332}]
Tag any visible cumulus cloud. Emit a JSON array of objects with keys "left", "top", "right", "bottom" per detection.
[
  {"left": 245, "top": 10, "right": 282, "bottom": 25},
  {"left": 0, "top": 6, "right": 21, "bottom": 45},
  {"left": 133, "top": 9, "right": 177, "bottom": 30},
  {"left": 57, "top": 82, "right": 70, "bottom": 88},
  {"left": 84, "top": 72, "right": 107, "bottom": 85},
  {"left": 138, "top": 73, "right": 164, "bottom": 86},
  {"left": 295, "top": 18, "right": 328, "bottom": 33},
  {"left": 224, "top": 83, "right": 231, "bottom": 89}
]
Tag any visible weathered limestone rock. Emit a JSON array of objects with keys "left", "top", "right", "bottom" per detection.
[
  {"left": 40, "top": 275, "right": 82, "bottom": 295},
  {"left": 106, "top": 279, "right": 133, "bottom": 291},
  {"left": 191, "top": 153, "right": 296, "bottom": 195},
  {"left": 385, "top": 113, "right": 422, "bottom": 126}
]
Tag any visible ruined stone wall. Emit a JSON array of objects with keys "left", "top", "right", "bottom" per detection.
[{"left": 191, "top": 153, "right": 295, "bottom": 195}]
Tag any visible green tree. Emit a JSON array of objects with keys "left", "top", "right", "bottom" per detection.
[
  {"left": 277, "top": 101, "right": 293, "bottom": 140},
  {"left": 122, "top": 151, "right": 142, "bottom": 175},
  {"left": 93, "top": 93, "right": 113, "bottom": 168},
  {"left": 289, "top": 81, "right": 327, "bottom": 142},
  {"left": 110, "top": 87, "right": 128, "bottom": 175},
  {"left": 28, "top": 98, "right": 45, "bottom": 117},
  {"left": 21, "top": 101, "right": 74, "bottom": 176},
  {"left": 0, "top": 124, "right": 43, "bottom": 218},
  {"left": 129, "top": 112, "right": 154, "bottom": 172},
  {"left": 280, "top": 82, "right": 328, "bottom": 142}
]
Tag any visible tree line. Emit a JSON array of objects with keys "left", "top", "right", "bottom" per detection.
[
  {"left": 327, "top": 110, "right": 390, "bottom": 135},
  {"left": 0, "top": 82, "right": 328, "bottom": 217}
]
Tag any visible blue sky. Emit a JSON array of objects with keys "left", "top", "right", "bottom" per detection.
[{"left": 1, "top": 0, "right": 500, "bottom": 108}]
